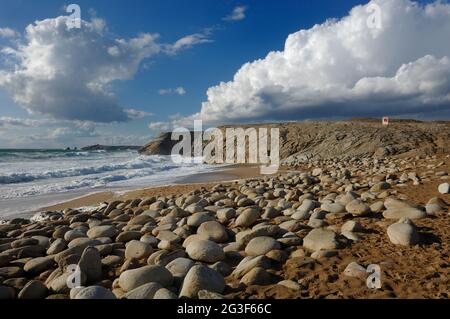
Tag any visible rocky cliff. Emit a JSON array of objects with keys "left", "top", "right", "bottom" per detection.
[{"left": 139, "top": 120, "right": 450, "bottom": 164}]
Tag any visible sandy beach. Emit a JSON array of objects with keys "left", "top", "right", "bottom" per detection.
[
  {"left": 0, "top": 152, "right": 448, "bottom": 300},
  {"left": 36, "top": 165, "right": 263, "bottom": 217}
]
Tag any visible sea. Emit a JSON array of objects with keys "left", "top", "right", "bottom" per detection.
[{"left": 0, "top": 149, "right": 220, "bottom": 219}]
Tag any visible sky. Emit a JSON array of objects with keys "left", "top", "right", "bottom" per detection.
[{"left": 0, "top": 0, "right": 449, "bottom": 148}]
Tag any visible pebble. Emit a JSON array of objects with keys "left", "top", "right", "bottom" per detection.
[
  {"left": 187, "top": 213, "right": 214, "bottom": 227},
  {"left": 47, "top": 239, "right": 67, "bottom": 255},
  {"left": 387, "top": 218, "right": 420, "bottom": 246},
  {"left": 124, "top": 282, "right": 163, "bottom": 299},
  {"left": 198, "top": 290, "right": 226, "bottom": 299},
  {"left": 74, "top": 286, "right": 116, "bottom": 299},
  {"left": 87, "top": 225, "right": 118, "bottom": 239},
  {"left": 78, "top": 247, "right": 103, "bottom": 283},
  {"left": 0, "top": 266, "right": 24, "bottom": 278},
  {"left": 245, "top": 236, "right": 280, "bottom": 256},
  {"left": 64, "top": 230, "right": 86, "bottom": 242},
  {"left": 24, "top": 256, "right": 55, "bottom": 274},
  {"left": 241, "top": 267, "right": 272, "bottom": 286},
  {"left": 321, "top": 203, "right": 345, "bottom": 214},
  {"left": 235, "top": 208, "right": 260, "bottom": 227},
  {"left": 345, "top": 200, "right": 370, "bottom": 216},
  {"left": 125, "top": 240, "right": 153, "bottom": 260},
  {"left": 232, "top": 256, "right": 270, "bottom": 278},
  {"left": 303, "top": 229, "right": 340, "bottom": 252},
  {"left": 116, "top": 231, "right": 142, "bottom": 243},
  {"left": 119, "top": 265, "right": 173, "bottom": 292},
  {"left": 344, "top": 262, "right": 367, "bottom": 279},
  {"left": 197, "top": 221, "right": 228, "bottom": 243},
  {"left": 18, "top": 280, "right": 48, "bottom": 299},
  {"left": 186, "top": 240, "right": 225, "bottom": 263},
  {"left": 438, "top": 183, "right": 450, "bottom": 194},
  {"left": 165, "top": 257, "right": 195, "bottom": 279},
  {"left": 341, "top": 221, "right": 364, "bottom": 233},
  {"left": 179, "top": 265, "right": 225, "bottom": 299},
  {"left": 383, "top": 208, "right": 427, "bottom": 220},
  {"left": 216, "top": 208, "right": 236, "bottom": 223},
  {"left": 153, "top": 288, "right": 178, "bottom": 299}
]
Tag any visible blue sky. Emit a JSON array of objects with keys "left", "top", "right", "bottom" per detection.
[{"left": 0, "top": 0, "right": 448, "bottom": 148}]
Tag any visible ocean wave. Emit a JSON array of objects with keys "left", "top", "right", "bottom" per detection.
[
  {"left": 0, "top": 161, "right": 215, "bottom": 200},
  {"left": 0, "top": 149, "right": 113, "bottom": 161},
  {"left": 0, "top": 155, "right": 177, "bottom": 184}
]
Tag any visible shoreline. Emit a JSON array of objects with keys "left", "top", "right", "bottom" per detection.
[{"left": 35, "top": 165, "right": 263, "bottom": 217}]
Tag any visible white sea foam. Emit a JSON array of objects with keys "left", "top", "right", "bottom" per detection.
[{"left": 0, "top": 150, "right": 223, "bottom": 216}]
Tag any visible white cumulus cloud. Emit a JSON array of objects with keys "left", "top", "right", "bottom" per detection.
[
  {"left": 0, "top": 16, "right": 160, "bottom": 123},
  {"left": 186, "top": 0, "right": 450, "bottom": 125},
  {"left": 0, "top": 27, "right": 20, "bottom": 38},
  {"left": 148, "top": 121, "right": 171, "bottom": 132}
]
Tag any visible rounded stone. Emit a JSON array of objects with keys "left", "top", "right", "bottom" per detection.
[
  {"left": 387, "top": 218, "right": 420, "bottom": 246},
  {"left": 11, "top": 238, "right": 39, "bottom": 248},
  {"left": 74, "top": 286, "right": 116, "bottom": 299},
  {"left": 187, "top": 212, "right": 214, "bottom": 227},
  {"left": 153, "top": 288, "right": 178, "bottom": 299},
  {"left": 165, "top": 257, "right": 195, "bottom": 278},
  {"left": 303, "top": 229, "right": 340, "bottom": 252},
  {"left": 0, "top": 266, "right": 24, "bottom": 278},
  {"left": 235, "top": 208, "right": 260, "bottom": 228},
  {"left": 18, "top": 280, "right": 48, "bottom": 299},
  {"left": 125, "top": 240, "right": 153, "bottom": 260},
  {"left": 119, "top": 265, "right": 173, "bottom": 292},
  {"left": 47, "top": 239, "right": 67, "bottom": 255},
  {"left": 67, "top": 238, "right": 101, "bottom": 250},
  {"left": 186, "top": 240, "right": 225, "bottom": 263},
  {"left": 344, "top": 262, "right": 367, "bottom": 279},
  {"left": 383, "top": 208, "right": 427, "bottom": 220},
  {"left": 216, "top": 208, "right": 236, "bottom": 223},
  {"left": 87, "top": 225, "right": 118, "bottom": 239},
  {"left": 341, "top": 221, "right": 364, "bottom": 233},
  {"left": 179, "top": 265, "right": 225, "bottom": 298},
  {"left": 64, "top": 230, "right": 86, "bottom": 242},
  {"left": 78, "top": 247, "right": 102, "bottom": 283},
  {"left": 320, "top": 203, "right": 345, "bottom": 214},
  {"left": 438, "top": 183, "right": 450, "bottom": 194},
  {"left": 197, "top": 221, "right": 228, "bottom": 243},
  {"left": 123, "top": 282, "right": 163, "bottom": 299},
  {"left": 24, "top": 256, "right": 55, "bottom": 274},
  {"left": 240, "top": 267, "right": 272, "bottom": 286},
  {"left": 245, "top": 236, "right": 280, "bottom": 256},
  {"left": 345, "top": 200, "right": 370, "bottom": 216},
  {"left": 116, "top": 231, "right": 142, "bottom": 243}
]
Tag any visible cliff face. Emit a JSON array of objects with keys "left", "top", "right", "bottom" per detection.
[
  {"left": 138, "top": 120, "right": 450, "bottom": 163},
  {"left": 138, "top": 132, "right": 194, "bottom": 155}
]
